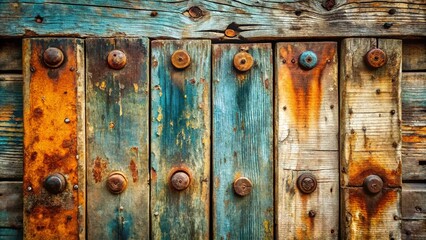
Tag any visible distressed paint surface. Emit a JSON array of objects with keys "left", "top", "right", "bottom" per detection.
[
  {"left": 0, "top": 182, "right": 23, "bottom": 228},
  {"left": 340, "top": 38, "right": 402, "bottom": 239},
  {"left": 276, "top": 42, "right": 339, "bottom": 239},
  {"left": 212, "top": 43, "right": 273, "bottom": 239},
  {"left": 151, "top": 40, "right": 211, "bottom": 240},
  {"left": 86, "top": 38, "right": 149, "bottom": 239},
  {"left": 22, "top": 38, "right": 85, "bottom": 239}
]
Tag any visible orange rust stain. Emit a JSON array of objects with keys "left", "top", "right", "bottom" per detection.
[
  {"left": 296, "top": 192, "right": 315, "bottom": 239},
  {"left": 151, "top": 167, "right": 157, "bottom": 182},
  {"left": 129, "top": 159, "right": 138, "bottom": 183},
  {"left": 92, "top": 157, "right": 107, "bottom": 183}
]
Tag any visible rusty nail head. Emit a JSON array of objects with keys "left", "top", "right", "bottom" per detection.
[
  {"left": 64, "top": 118, "right": 70, "bottom": 123},
  {"left": 107, "top": 171, "right": 128, "bottom": 194},
  {"left": 224, "top": 29, "right": 237, "bottom": 38},
  {"left": 188, "top": 6, "right": 203, "bottom": 18},
  {"left": 108, "top": 50, "right": 127, "bottom": 70},
  {"left": 297, "top": 172, "right": 317, "bottom": 194},
  {"left": 233, "top": 51, "right": 254, "bottom": 72},
  {"left": 171, "top": 50, "right": 191, "bottom": 69},
  {"left": 365, "top": 48, "right": 387, "bottom": 68},
  {"left": 170, "top": 171, "right": 190, "bottom": 191},
  {"left": 309, "top": 210, "right": 316, "bottom": 218},
  {"left": 363, "top": 175, "right": 383, "bottom": 194},
  {"left": 233, "top": 177, "right": 253, "bottom": 196},
  {"left": 43, "top": 47, "right": 64, "bottom": 68},
  {"left": 44, "top": 173, "right": 67, "bottom": 194}
]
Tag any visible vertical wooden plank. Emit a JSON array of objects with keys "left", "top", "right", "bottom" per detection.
[
  {"left": 151, "top": 40, "right": 211, "bottom": 239},
  {"left": 23, "top": 38, "right": 85, "bottom": 239},
  {"left": 86, "top": 38, "right": 149, "bottom": 239},
  {"left": 402, "top": 183, "right": 426, "bottom": 220},
  {"left": 402, "top": 41, "right": 426, "bottom": 71},
  {"left": 0, "top": 39, "right": 22, "bottom": 71},
  {"left": 340, "top": 38, "right": 402, "bottom": 239},
  {"left": 212, "top": 43, "right": 273, "bottom": 239},
  {"left": 0, "top": 182, "right": 23, "bottom": 228},
  {"left": 276, "top": 42, "right": 339, "bottom": 239}
]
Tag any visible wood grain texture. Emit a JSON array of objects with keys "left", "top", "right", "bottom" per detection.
[
  {"left": 0, "top": 227, "right": 23, "bottom": 239},
  {"left": 402, "top": 183, "right": 426, "bottom": 220},
  {"left": 402, "top": 41, "right": 426, "bottom": 71},
  {"left": 86, "top": 38, "right": 149, "bottom": 240},
  {"left": 0, "top": 182, "right": 23, "bottom": 228},
  {"left": 0, "top": 1, "right": 425, "bottom": 39},
  {"left": 0, "top": 75, "right": 23, "bottom": 179},
  {"left": 151, "top": 40, "right": 210, "bottom": 239},
  {"left": 0, "top": 39, "right": 22, "bottom": 71},
  {"left": 402, "top": 72, "right": 426, "bottom": 181},
  {"left": 276, "top": 42, "right": 339, "bottom": 239},
  {"left": 22, "top": 38, "right": 84, "bottom": 240},
  {"left": 212, "top": 43, "right": 273, "bottom": 240},
  {"left": 402, "top": 220, "right": 426, "bottom": 240},
  {"left": 340, "top": 38, "right": 402, "bottom": 239}
]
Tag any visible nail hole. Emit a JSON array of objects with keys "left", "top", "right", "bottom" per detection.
[
  {"left": 295, "top": 9, "right": 302, "bottom": 16},
  {"left": 35, "top": 15, "right": 43, "bottom": 23},
  {"left": 240, "top": 59, "right": 246, "bottom": 64},
  {"left": 419, "top": 161, "right": 426, "bottom": 166}
]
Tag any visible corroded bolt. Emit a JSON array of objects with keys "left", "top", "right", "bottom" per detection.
[
  {"left": 44, "top": 173, "right": 67, "bottom": 194},
  {"left": 188, "top": 6, "right": 203, "bottom": 18},
  {"left": 363, "top": 175, "right": 383, "bottom": 194},
  {"left": 233, "top": 177, "right": 253, "bottom": 196},
  {"left": 224, "top": 28, "right": 237, "bottom": 38},
  {"left": 170, "top": 171, "right": 190, "bottom": 191},
  {"left": 233, "top": 51, "right": 254, "bottom": 72},
  {"left": 299, "top": 51, "right": 318, "bottom": 70},
  {"left": 309, "top": 210, "right": 316, "bottom": 218},
  {"left": 365, "top": 48, "right": 387, "bottom": 68},
  {"left": 171, "top": 50, "right": 191, "bottom": 69},
  {"left": 297, "top": 172, "right": 317, "bottom": 194},
  {"left": 107, "top": 50, "right": 127, "bottom": 70},
  {"left": 43, "top": 47, "right": 64, "bottom": 68},
  {"left": 107, "top": 171, "right": 128, "bottom": 194}
]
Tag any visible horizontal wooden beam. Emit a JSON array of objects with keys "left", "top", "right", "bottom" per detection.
[{"left": 0, "top": 1, "right": 425, "bottom": 39}]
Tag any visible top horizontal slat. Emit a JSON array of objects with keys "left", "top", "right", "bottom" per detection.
[{"left": 0, "top": 1, "right": 425, "bottom": 39}]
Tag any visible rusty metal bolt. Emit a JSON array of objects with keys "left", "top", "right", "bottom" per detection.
[
  {"left": 107, "top": 171, "right": 128, "bottom": 194},
  {"left": 171, "top": 50, "right": 191, "bottom": 70},
  {"left": 299, "top": 51, "right": 318, "bottom": 70},
  {"left": 44, "top": 173, "right": 67, "bottom": 194},
  {"left": 233, "top": 177, "right": 253, "bottom": 196},
  {"left": 170, "top": 171, "right": 190, "bottom": 191},
  {"left": 43, "top": 47, "right": 64, "bottom": 68},
  {"left": 107, "top": 50, "right": 127, "bottom": 70},
  {"left": 224, "top": 29, "right": 237, "bottom": 38},
  {"left": 297, "top": 173, "right": 317, "bottom": 194},
  {"left": 233, "top": 51, "right": 254, "bottom": 72},
  {"left": 365, "top": 48, "right": 387, "bottom": 68},
  {"left": 363, "top": 175, "right": 384, "bottom": 194}
]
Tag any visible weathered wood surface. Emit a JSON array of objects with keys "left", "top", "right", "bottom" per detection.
[
  {"left": 86, "top": 38, "right": 149, "bottom": 239},
  {"left": 402, "top": 183, "right": 426, "bottom": 220},
  {"left": 276, "top": 42, "right": 339, "bottom": 239},
  {"left": 151, "top": 40, "right": 211, "bottom": 239},
  {"left": 402, "top": 72, "right": 426, "bottom": 181},
  {"left": 0, "top": 1, "right": 425, "bottom": 39},
  {"left": 0, "top": 227, "right": 23, "bottom": 239},
  {"left": 340, "top": 38, "right": 402, "bottom": 239},
  {"left": 0, "top": 182, "right": 23, "bottom": 228},
  {"left": 402, "top": 41, "right": 426, "bottom": 71},
  {"left": 0, "top": 39, "right": 22, "bottom": 71},
  {"left": 402, "top": 220, "right": 426, "bottom": 240},
  {"left": 23, "top": 38, "right": 85, "bottom": 239},
  {"left": 0, "top": 75, "right": 23, "bottom": 179},
  {"left": 212, "top": 43, "right": 273, "bottom": 239}
]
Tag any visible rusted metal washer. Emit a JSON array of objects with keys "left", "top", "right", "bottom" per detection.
[
  {"left": 107, "top": 50, "right": 127, "bottom": 70},
  {"left": 363, "top": 175, "right": 384, "bottom": 194},
  {"left": 233, "top": 51, "right": 254, "bottom": 72},
  {"left": 297, "top": 172, "right": 317, "bottom": 194},
  {"left": 106, "top": 171, "right": 128, "bottom": 194},
  {"left": 44, "top": 173, "right": 67, "bottom": 194},
  {"left": 365, "top": 48, "right": 387, "bottom": 68},
  {"left": 299, "top": 50, "right": 318, "bottom": 70},
  {"left": 171, "top": 50, "right": 191, "bottom": 69},
  {"left": 170, "top": 171, "right": 190, "bottom": 191},
  {"left": 233, "top": 177, "right": 253, "bottom": 196},
  {"left": 43, "top": 47, "right": 64, "bottom": 68}
]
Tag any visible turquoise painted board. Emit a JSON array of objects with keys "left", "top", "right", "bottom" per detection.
[
  {"left": 151, "top": 40, "right": 211, "bottom": 239},
  {"left": 86, "top": 38, "right": 149, "bottom": 239},
  {"left": 212, "top": 43, "right": 274, "bottom": 239}
]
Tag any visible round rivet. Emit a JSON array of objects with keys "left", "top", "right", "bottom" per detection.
[
  {"left": 171, "top": 50, "right": 191, "bottom": 69},
  {"left": 299, "top": 51, "right": 318, "bottom": 70},
  {"left": 170, "top": 171, "right": 190, "bottom": 191},
  {"left": 107, "top": 50, "right": 127, "bottom": 70},
  {"left": 107, "top": 171, "right": 128, "bottom": 194},
  {"left": 233, "top": 177, "right": 253, "bottom": 196},
  {"left": 43, "top": 47, "right": 64, "bottom": 68},
  {"left": 363, "top": 175, "right": 383, "bottom": 194},
  {"left": 44, "top": 173, "right": 66, "bottom": 194},
  {"left": 224, "top": 29, "right": 237, "bottom": 38},
  {"left": 365, "top": 48, "right": 387, "bottom": 68},
  {"left": 297, "top": 172, "right": 317, "bottom": 194},
  {"left": 233, "top": 51, "right": 254, "bottom": 72}
]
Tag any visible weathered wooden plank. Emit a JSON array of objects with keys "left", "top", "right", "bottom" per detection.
[
  {"left": 402, "top": 72, "right": 426, "bottom": 181},
  {"left": 340, "top": 38, "right": 402, "bottom": 239},
  {"left": 0, "top": 182, "right": 23, "bottom": 228},
  {"left": 402, "top": 183, "right": 426, "bottom": 220},
  {"left": 0, "top": 75, "right": 23, "bottom": 179},
  {"left": 86, "top": 38, "right": 149, "bottom": 240},
  {"left": 0, "top": 228, "right": 23, "bottom": 239},
  {"left": 402, "top": 220, "right": 426, "bottom": 240},
  {"left": 0, "top": 39, "right": 22, "bottom": 71},
  {"left": 151, "top": 40, "right": 211, "bottom": 239},
  {"left": 276, "top": 42, "right": 339, "bottom": 239},
  {"left": 22, "top": 38, "right": 85, "bottom": 239},
  {"left": 402, "top": 41, "right": 426, "bottom": 71},
  {"left": 0, "top": 1, "right": 425, "bottom": 39},
  {"left": 212, "top": 43, "right": 273, "bottom": 239}
]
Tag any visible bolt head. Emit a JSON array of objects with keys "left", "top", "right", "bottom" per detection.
[
  {"left": 363, "top": 175, "right": 383, "bottom": 194},
  {"left": 107, "top": 172, "right": 128, "bottom": 194},
  {"left": 43, "top": 47, "right": 64, "bottom": 68},
  {"left": 170, "top": 171, "right": 190, "bottom": 191},
  {"left": 299, "top": 51, "right": 318, "bottom": 70},
  {"left": 309, "top": 210, "right": 316, "bottom": 218},
  {"left": 365, "top": 48, "right": 387, "bottom": 68},
  {"left": 107, "top": 50, "right": 127, "bottom": 70},
  {"left": 233, "top": 51, "right": 254, "bottom": 72},
  {"left": 44, "top": 173, "right": 66, "bottom": 194},
  {"left": 233, "top": 177, "right": 253, "bottom": 196},
  {"left": 297, "top": 173, "right": 317, "bottom": 194},
  {"left": 224, "top": 29, "right": 237, "bottom": 38},
  {"left": 171, "top": 50, "right": 191, "bottom": 69}
]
